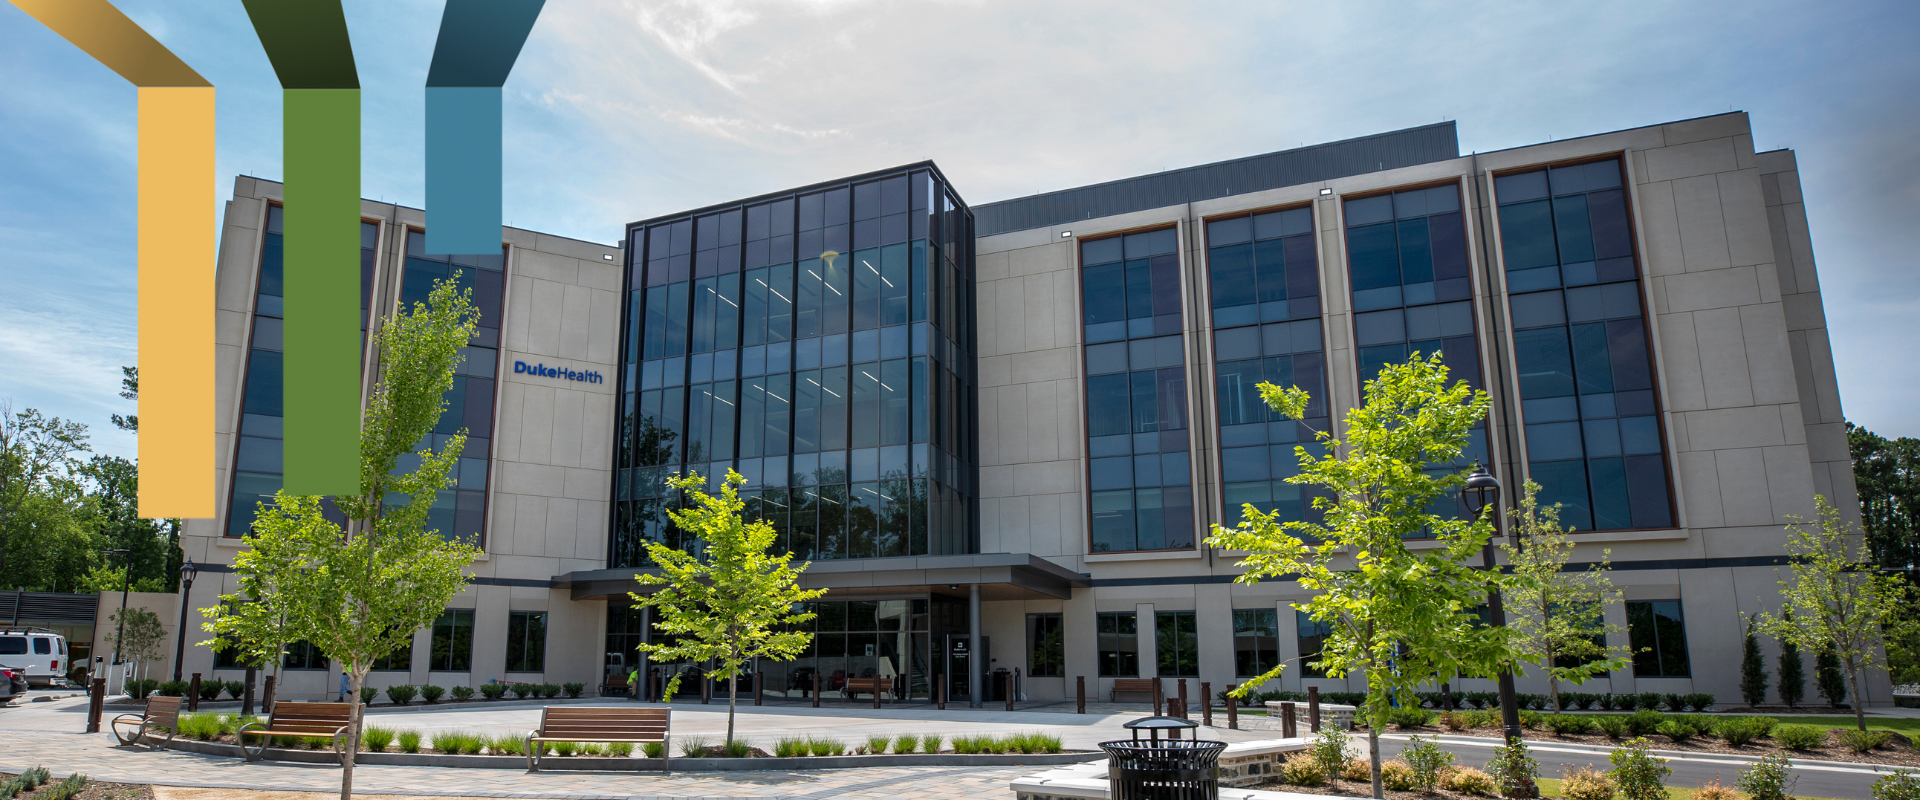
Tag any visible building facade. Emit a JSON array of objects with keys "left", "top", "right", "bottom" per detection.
[{"left": 177, "top": 111, "right": 1878, "bottom": 708}]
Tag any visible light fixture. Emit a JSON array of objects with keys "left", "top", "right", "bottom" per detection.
[
  {"left": 1319, "top": 187, "right": 1333, "bottom": 196},
  {"left": 603, "top": 254, "right": 614, "bottom": 260},
  {"left": 1060, "top": 230, "right": 1073, "bottom": 238}
]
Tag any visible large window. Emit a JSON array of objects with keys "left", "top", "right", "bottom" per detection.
[
  {"left": 1626, "top": 600, "right": 1690, "bottom": 678},
  {"left": 371, "top": 634, "right": 412, "bottom": 671},
  {"left": 1496, "top": 160, "right": 1672, "bottom": 532},
  {"left": 1027, "top": 613, "right": 1064, "bottom": 678},
  {"left": 615, "top": 170, "right": 972, "bottom": 567},
  {"left": 1294, "top": 609, "right": 1334, "bottom": 678},
  {"left": 506, "top": 611, "right": 547, "bottom": 673},
  {"left": 1155, "top": 611, "right": 1198, "bottom": 678},
  {"left": 398, "top": 232, "right": 505, "bottom": 544},
  {"left": 1233, "top": 609, "right": 1279, "bottom": 678},
  {"left": 1081, "top": 229, "right": 1193, "bottom": 553},
  {"left": 282, "top": 640, "right": 328, "bottom": 671},
  {"left": 1097, "top": 612, "right": 1139, "bottom": 677},
  {"left": 430, "top": 609, "right": 475, "bottom": 672},
  {"left": 1208, "top": 207, "right": 1329, "bottom": 524}
]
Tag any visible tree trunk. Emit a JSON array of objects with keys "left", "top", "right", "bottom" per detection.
[
  {"left": 1847, "top": 660, "right": 1868, "bottom": 732},
  {"left": 1367, "top": 724, "right": 1384, "bottom": 800},
  {"left": 1548, "top": 674, "right": 1562, "bottom": 714},
  {"left": 342, "top": 671, "right": 362, "bottom": 800},
  {"left": 727, "top": 668, "right": 739, "bottom": 746}
]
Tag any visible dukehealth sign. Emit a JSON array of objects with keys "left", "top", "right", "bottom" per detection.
[{"left": 514, "top": 360, "right": 603, "bottom": 384}]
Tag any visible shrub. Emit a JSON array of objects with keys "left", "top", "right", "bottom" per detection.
[
  {"left": 1662, "top": 693, "right": 1688, "bottom": 713},
  {"left": 509, "top": 683, "right": 534, "bottom": 699},
  {"left": 774, "top": 737, "right": 808, "bottom": 758},
  {"left": 479, "top": 683, "right": 507, "bottom": 700},
  {"left": 563, "top": 682, "right": 585, "bottom": 698},
  {"left": 1381, "top": 760, "right": 1419, "bottom": 791},
  {"left": 552, "top": 740, "right": 577, "bottom": 757},
  {"left": 1608, "top": 737, "right": 1672, "bottom": 800},
  {"left": 1634, "top": 692, "right": 1664, "bottom": 711},
  {"left": 304, "top": 736, "right": 331, "bottom": 750},
  {"left": 1841, "top": 729, "right": 1894, "bottom": 753},
  {"left": 156, "top": 680, "right": 187, "bottom": 697},
  {"left": 1562, "top": 766, "right": 1616, "bottom": 800},
  {"left": 126, "top": 679, "right": 156, "bottom": 700},
  {"left": 1342, "top": 757, "right": 1372, "bottom": 783},
  {"left": 922, "top": 734, "right": 943, "bottom": 754},
  {"left": 431, "top": 731, "right": 482, "bottom": 755},
  {"left": 1656, "top": 720, "right": 1696, "bottom": 744},
  {"left": 1737, "top": 752, "right": 1795, "bottom": 800},
  {"left": 0, "top": 766, "right": 51, "bottom": 798},
  {"left": 1310, "top": 726, "right": 1350, "bottom": 777},
  {"left": 223, "top": 679, "right": 246, "bottom": 700},
  {"left": 486, "top": 735, "right": 523, "bottom": 755},
  {"left": 398, "top": 730, "right": 421, "bottom": 753},
  {"left": 1014, "top": 732, "right": 1063, "bottom": 754},
  {"left": 951, "top": 735, "right": 987, "bottom": 755},
  {"left": 672, "top": 735, "right": 706, "bottom": 757},
  {"left": 359, "top": 686, "right": 377, "bottom": 705},
  {"left": 1467, "top": 710, "right": 1495, "bottom": 729},
  {"left": 1874, "top": 769, "right": 1920, "bottom": 800},
  {"left": 1391, "top": 707, "right": 1433, "bottom": 728},
  {"left": 419, "top": 685, "right": 444, "bottom": 703},
  {"left": 1520, "top": 710, "right": 1545, "bottom": 729},
  {"left": 32, "top": 773, "right": 87, "bottom": 800},
  {"left": 1574, "top": 693, "right": 1599, "bottom": 711},
  {"left": 1685, "top": 693, "right": 1715, "bottom": 712},
  {"left": 893, "top": 733, "right": 920, "bottom": 754},
  {"left": 1695, "top": 780, "right": 1739, "bottom": 800},
  {"left": 361, "top": 726, "right": 395, "bottom": 752},
  {"left": 1403, "top": 735, "right": 1454, "bottom": 790},
  {"left": 1444, "top": 767, "right": 1497, "bottom": 796},
  {"left": 1546, "top": 715, "right": 1595, "bottom": 736},
  {"left": 175, "top": 713, "right": 221, "bottom": 741},
  {"left": 385, "top": 684, "right": 417, "bottom": 706},
  {"left": 1281, "top": 754, "right": 1328, "bottom": 786},
  {"left": 806, "top": 736, "right": 843, "bottom": 756},
  {"left": 1715, "top": 716, "right": 1771, "bottom": 746},
  {"left": 1487, "top": 737, "right": 1540, "bottom": 799},
  {"left": 1626, "top": 709, "right": 1664, "bottom": 736},
  {"left": 642, "top": 742, "right": 666, "bottom": 758},
  {"left": 606, "top": 742, "right": 634, "bottom": 757},
  {"left": 1441, "top": 711, "right": 1473, "bottom": 732},
  {"left": 1526, "top": 693, "right": 1548, "bottom": 711},
  {"left": 541, "top": 683, "right": 562, "bottom": 699},
  {"left": 1774, "top": 724, "right": 1825, "bottom": 751},
  {"left": 450, "top": 685, "right": 474, "bottom": 701},
  {"left": 865, "top": 734, "right": 892, "bottom": 755},
  {"left": 1595, "top": 694, "right": 1618, "bottom": 711}
]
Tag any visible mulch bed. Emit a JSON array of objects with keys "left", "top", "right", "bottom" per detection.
[
  {"left": 1, "top": 773, "right": 152, "bottom": 800},
  {"left": 1254, "top": 778, "right": 1488, "bottom": 800},
  {"left": 1407, "top": 722, "right": 1920, "bottom": 767}
]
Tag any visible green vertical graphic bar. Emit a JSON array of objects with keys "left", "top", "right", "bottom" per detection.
[{"left": 281, "top": 88, "right": 361, "bottom": 495}]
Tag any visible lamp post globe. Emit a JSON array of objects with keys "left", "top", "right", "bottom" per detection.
[
  {"left": 1460, "top": 462, "right": 1524, "bottom": 746},
  {"left": 1462, "top": 463, "right": 1500, "bottom": 518},
  {"left": 172, "top": 558, "right": 198, "bottom": 682}
]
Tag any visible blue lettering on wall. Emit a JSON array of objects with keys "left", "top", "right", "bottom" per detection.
[{"left": 512, "top": 360, "right": 604, "bottom": 384}]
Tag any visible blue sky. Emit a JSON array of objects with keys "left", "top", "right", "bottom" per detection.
[{"left": 3, "top": 0, "right": 1917, "bottom": 462}]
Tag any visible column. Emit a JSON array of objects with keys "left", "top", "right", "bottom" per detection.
[{"left": 969, "top": 584, "right": 982, "bottom": 709}]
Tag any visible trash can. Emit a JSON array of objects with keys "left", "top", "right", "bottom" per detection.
[{"left": 1101, "top": 716, "right": 1226, "bottom": 800}]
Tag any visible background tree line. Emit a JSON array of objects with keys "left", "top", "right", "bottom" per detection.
[
  {"left": 0, "top": 367, "right": 181, "bottom": 595},
  {"left": 1850, "top": 421, "right": 1920, "bottom": 683}
]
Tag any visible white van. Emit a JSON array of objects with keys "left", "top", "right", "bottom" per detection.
[{"left": 0, "top": 629, "right": 69, "bottom": 688}]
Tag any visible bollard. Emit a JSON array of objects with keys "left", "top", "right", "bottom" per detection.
[
  {"left": 1308, "top": 686, "right": 1321, "bottom": 732},
  {"left": 1201, "top": 682, "right": 1212, "bottom": 727},
  {"left": 1151, "top": 678, "right": 1163, "bottom": 714},
  {"left": 86, "top": 678, "right": 105, "bottom": 733},
  {"left": 1441, "top": 681, "right": 1453, "bottom": 711},
  {"left": 813, "top": 672, "right": 821, "bottom": 709},
  {"left": 936, "top": 676, "right": 946, "bottom": 710},
  {"left": 188, "top": 674, "right": 201, "bottom": 712},
  {"left": 261, "top": 675, "right": 276, "bottom": 715},
  {"left": 1282, "top": 701, "right": 1297, "bottom": 738},
  {"left": 1177, "top": 679, "right": 1189, "bottom": 718},
  {"left": 1076, "top": 676, "right": 1085, "bottom": 714},
  {"left": 756, "top": 672, "right": 764, "bottom": 707},
  {"left": 1004, "top": 673, "right": 1013, "bottom": 712},
  {"left": 874, "top": 680, "right": 882, "bottom": 709},
  {"left": 1226, "top": 684, "right": 1238, "bottom": 730}
]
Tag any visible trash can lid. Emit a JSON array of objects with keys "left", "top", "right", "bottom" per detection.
[{"left": 1123, "top": 715, "right": 1200, "bottom": 730}]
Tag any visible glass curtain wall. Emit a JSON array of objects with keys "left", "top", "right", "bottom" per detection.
[
  {"left": 1495, "top": 159, "right": 1673, "bottom": 531},
  {"left": 762, "top": 599, "right": 928, "bottom": 702},
  {"left": 1080, "top": 228, "right": 1194, "bottom": 553},
  {"left": 614, "top": 168, "right": 976, "bottom": 567},
  {"left": 397, "top": 232, "right": 505, "bottom": 543},
  {"left": 1205, "top": 207, "right": 1330, "bottom": 525}
]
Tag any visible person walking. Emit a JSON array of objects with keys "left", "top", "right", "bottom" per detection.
[{"left": 339, "top": 671, "right": 350, "bottom": 702}]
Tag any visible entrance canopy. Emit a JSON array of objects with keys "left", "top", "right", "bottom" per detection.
[{"left": 555, "top": 552, "right": 1088, "bottom": 602}]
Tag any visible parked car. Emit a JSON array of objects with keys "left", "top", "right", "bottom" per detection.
[
  {"left": 0, "top": 666, "right": 19, "bottom": 702},
  {"left": 0, "top": 629, "right": 68, "bottom": 688}
]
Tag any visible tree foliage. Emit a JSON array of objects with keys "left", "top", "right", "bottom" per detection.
[
  {"left": 1206, "top": 354, "right": 1528, "bottom": 799},
  {"left": 629, "top": 469, "right": 826, "bottom": 746},
  {"left": 1741, "top": 614, "right": 1770, "bottom": 707},
  {"left": 1850, "top": 422, "right": 1920, "bottom": 582},
  {"left": 1757, "top": 495, "right": 1911, "bottom": 730},
  {"left": 106, "top": 606, "right": 167, "bottom": 681},
  {"left": 203, "top": 276, "right": 482, "bottom": 800},
  {"left": 1777, "top": 627, "right": 1806, "bottom": 708},
  {"left": 0, "top": 405, "right": 97, "bottom": 591},
  {"left": 1501, "top": 481, "right": 1629, "bottom": 711}
]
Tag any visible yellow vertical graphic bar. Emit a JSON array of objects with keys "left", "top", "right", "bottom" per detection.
[{"left": 137, "top": 87, "right": 215, "bottom": 517}]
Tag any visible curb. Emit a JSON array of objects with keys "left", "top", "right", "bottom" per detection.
[{"left": 152, "top": 737, "right": 1104, "bottom": 771}]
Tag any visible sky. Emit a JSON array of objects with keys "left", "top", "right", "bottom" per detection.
[{"left": 2, "top": 0, "right": 1917, "bottom": 463}]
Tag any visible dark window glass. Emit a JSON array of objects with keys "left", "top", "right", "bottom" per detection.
[
  {"left": 1626, "top": 600, "right": 1690, "bottom": 678},
  {"left": 1295, "top": 609, "right": 1334, "bottom": 678},
  {"left": 506, "top": 612, "right": 547, "bottom": 673},
  {"left": 1097, "top": 612, "right": 1138, "bottom": 677},
  {"left": 282, "top": 640, "right": 328, "bottom": 671},
  {"left": 1155, "top": 611, "right": 1198, "bottom": 677},
  {"left": 1233, "top": 609, "right": 1279, "bottom": 678},
  {"left": 431, "top": 609, "right": 475, "bottom": 672},
  {"left": 1028, "top": 613, "right": 1064, "bottom": 677},
  {"left": 371, "top": 633, "right": 412, "bottom": 671}
]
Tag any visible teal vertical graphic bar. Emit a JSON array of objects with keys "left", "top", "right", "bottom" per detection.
[
  {"left": 281, "top": 88, "right": 362, "bottom": 495},
  {"left": 425, "top": 87, "right": 502, "bottom": 255}
]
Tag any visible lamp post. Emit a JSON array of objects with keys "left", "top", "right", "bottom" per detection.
[
  {"left": 171, "top": 559, "right": 198, "bottom": 682},
  {"left": 104, "top": 548, "right": 131, "bottom": 667},
  {"left": 1461, "top": 464, "right": 1524, "bottom": 744}
]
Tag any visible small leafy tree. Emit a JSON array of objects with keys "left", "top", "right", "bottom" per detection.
[
  {"left": 1207, "top": 354, "right": 1527, "bottom": 799},
  {"left": 1758, "top": 495, "right": 1912, "bottom": 730},
  {"left": 1741, "top": 614, "right": 1770, "bottom": 708},
  {"left": 203, "top": 277, "right": 483, "bottom": 800},
  {"left": 1777, "top": 628, "right": 1806, "bottom": 708},
  {"left": 630, "top": 470, "right": 826, "bottom": 746},
  {"left": 1501, "top": 481, "right": 1629, "bottom": 712},
  {"left": 105, "top": 606, "right": 167, "bottom": 683},
  {"left": 1816, "top": 649, "right": 1848, "bottom": 709}
]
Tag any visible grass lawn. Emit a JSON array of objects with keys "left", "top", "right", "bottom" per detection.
[{"left": 1789, "top": 715, "right": 1920, "bottom": 737}]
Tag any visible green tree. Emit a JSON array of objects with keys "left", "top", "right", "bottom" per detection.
[
  {"left": 629, "top": 470, "right": 826, "bottom": 747},
  {"left": 1816, "top": 649, "right": 1848, "bottom": 709},
  {"left": 1777, "top": 627, "right": 1806, "bottom": 708},
  {"left": 1206, "top": 354, "right": 1525, "bottom": 799},
  {"left": 111, "top": 365, "right": 139, "bottom": 434},
  {"left": 1501, "top": 481, "right": 1629, "bottom": 712},
  {"left": 1758, "top": 495, "right": 1912, "bottom": 730},
  {"left": 0, "top": 405, "right": 97, "bottom": 591},
  {"left": 1741, "top": 614, "right": 1770, "bottom": 708},
  {"left": 102, "top": 365, "right": 186, "bottom": 591},
  {"left": 80, "top": 455, "right": 179, "bottom": 590},
  {"left": 105, "top": 606, "right": 167, "bottom": 683},
  {"left": 203, "top": 277, "right": 483, "bottom": 800},
  {"left": 1849, "top": 422, "right": 1920, "bottom": 583}
]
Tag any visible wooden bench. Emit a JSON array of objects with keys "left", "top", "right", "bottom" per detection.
[
  {"left": 1111, "top": 678, "right": 1157, "bottom": 703},
  {"left": 525, "top": 706, "right": 670, "bottom": 773},
  {"left": 110, "top": 696, "right": 181, "bottom": 750},
  {"left": 842, "top": 676, "right": 893, "bottom": 700},
  {"left": 235, "top": 701, "right": 354, "bottom": 763},
  {"left": 601, "top": 673, "right": 630, "bottom": 696}
]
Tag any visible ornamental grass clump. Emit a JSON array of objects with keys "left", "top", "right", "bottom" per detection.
[
  {"left": 486, "top": 735, "right": 523, "bottom": 756},
  {"left": 677, "top": 736, "right": 708, "bottom": 757},
  {"left": 893, "top": 733, "right": 920, "bottom": 754},
  {"left": 921, "top": 734, "right": 943, "bottom": 754},
  {"left": 806, "top": 736, "right": 843, "bottom": 756},
  {"left": 397, "top": 731, "right": 421, "bottom": 753},
  {"left": 605, "top": 742, "right": 634, "bottom": 757},
  {"left": 774, "top": 737, "right": 809, "bottom": 758},
  {"left": 641, "top": 742, "right": 665, "bottom": 758},
  {"left": 361, "top": 726, "right": 395, "bottom": 752},
  {"left": 720, "top": 739, "right": 752, "bottom": 758},
  {"left": 864, "top": 734, "right": 892, "bottom": 755}
]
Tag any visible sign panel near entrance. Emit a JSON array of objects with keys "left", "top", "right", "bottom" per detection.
[{"left": 514, "top": 360, "right": 604, "bottom": 384}]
